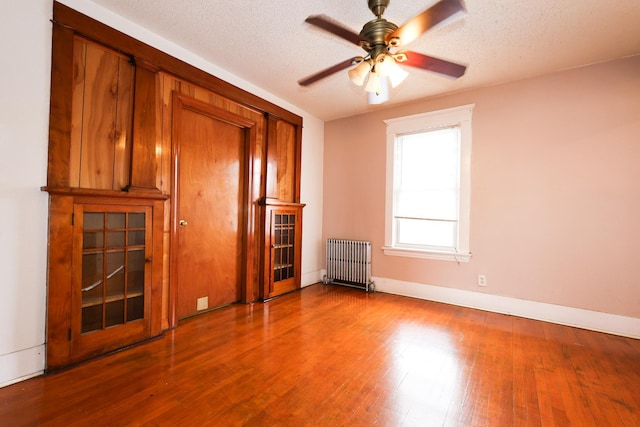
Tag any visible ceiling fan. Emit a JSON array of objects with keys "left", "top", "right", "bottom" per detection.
[{"left": 298, "top": 0, "right": 467, "bottom": 103}]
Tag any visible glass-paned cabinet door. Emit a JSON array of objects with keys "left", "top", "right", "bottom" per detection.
[
  {"left": 76, "top": 204, "right": 151, "bottom": 334},
  {"left": 264, "top": 205, "right": 302, "bottom": 300},
  {"left": 273, "top": 213, "right": 296, "bottom": 283}
]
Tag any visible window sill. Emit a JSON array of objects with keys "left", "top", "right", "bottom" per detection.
[{"left": 382, "top": 246, "right": 471, "bottom": 262}]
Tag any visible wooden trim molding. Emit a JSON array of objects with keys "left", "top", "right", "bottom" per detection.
[
  {"left": 128, "top": 65, "right": 160, "bottom": 192},
  {"left": 47, "top": 21, "right": 75, "bottom": 188},
  {"left": 42, "top": 186, "right": 170, "bottom": 200},
  {"left": 257, "top": 197, "right": 306, "bottom": 208}
]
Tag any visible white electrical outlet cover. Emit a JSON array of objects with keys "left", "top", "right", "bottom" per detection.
[{"left": 197, "top": 296, "right": 208, "bottom": 311}]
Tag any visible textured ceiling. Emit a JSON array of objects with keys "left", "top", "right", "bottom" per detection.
[{"left": 75, "top": 0, "right": 640, "bottom": 121}]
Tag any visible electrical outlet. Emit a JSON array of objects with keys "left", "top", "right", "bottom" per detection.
[
  {"left": 478, "top": 274, "right": 487, "bottom": 287},
  {"left": 196, "top": 296, "right": 208, "bottom": 311}
]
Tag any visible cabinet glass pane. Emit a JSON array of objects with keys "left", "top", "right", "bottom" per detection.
[
  {"left": 106, "top": 251, "right": 125, "bottom": 298},
  {"left": 128, "top": 230, "right": 145, "bottom": 246},
  {"left": 107, "top": 213, "right": 125, "bottom": 229},
  {"left": 83, "top": 231, "right": 103, "bottom": 250},
  {"left": 129, "top": 213, "right": 145, "bottom": 228},
  {"left": 106, "top": 300, "right": 124, "bottom": 327},
  {"left": 107, "top": 231, "right": 125, "bottom": 248},
  {"left": 128, "top": 249, "right": 145, "bottom": 293},
  {"left": 84, "top": 212, "right": 104, "bottom": 229},
  {"left": 82, "top": 253, "right": 103, "bottom": 300},
  {"left": 127, "top": 295, "right": 144, "bottom": 321},
  {"left": 82, "top": 305, "right": 103, "bottom": 333}
]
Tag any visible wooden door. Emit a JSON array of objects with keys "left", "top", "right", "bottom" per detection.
[
  {"left": 70, "top": 201, "right": 152, "bottom": 362},
  {"left": 172, "top": 94, "right": 255, "bottom": 320}
]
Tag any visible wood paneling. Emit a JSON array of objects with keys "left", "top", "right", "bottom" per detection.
[
  {"left": 70, "top": 38, "right": 134, "bottom": 190},
  {"left": 3, "top": 284, "right": 639, "bottom": 425},
  {"left": 129, "top": 63, "right": 159, "bottom": 192},
  {"left": 45, "top": 1, "right": 303, "bottom": 368},
  {"left": 266, "top": 117, "right": 299, "bottom": 202}
]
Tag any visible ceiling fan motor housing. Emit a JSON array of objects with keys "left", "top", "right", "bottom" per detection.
[
  {"left": 360, "top": 18, "right": 398, "bottom": 54},
  {"left": 368, "top": 0, "right": 390, "bottom": 17}
]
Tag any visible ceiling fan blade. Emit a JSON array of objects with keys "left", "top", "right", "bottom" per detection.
[
  {"left": 401, "top": 51, "right": 467, "bottom": 78},
  {"left": 305, "top": 15, "right": 365, "bottom": 46},
  {"left": 389, "top": 0, "right": 466, "bottom": 46},
  {"left": 298, "top": 57, "right": 360, "bottom": 86}
]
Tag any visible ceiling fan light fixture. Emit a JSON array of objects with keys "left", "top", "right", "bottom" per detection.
[
  {"left": 387, "top": 59, "right": 409, "bottom": 88},
  {"left": 368, "top": 75, "right": 389, "bottom": 104},
  {"left": 364, "top": 70, "right": 380, "bottom": 94},
  {"left": 374, "top": 54, "right": 392, "bottom": 77},
  {"left": 348, "top": 60, "right": 371, "bottom": 86},
  {"left": 375, "top": 54, "right": 408, "bottom": 88}
]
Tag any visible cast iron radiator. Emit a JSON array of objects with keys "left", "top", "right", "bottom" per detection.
[{"left": 324, "top": 239, "right": 374, "bottom": 292}]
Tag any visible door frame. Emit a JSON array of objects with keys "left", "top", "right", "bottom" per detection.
[{"left": 169, "top": 93, "right": 258, "bottom": 327}]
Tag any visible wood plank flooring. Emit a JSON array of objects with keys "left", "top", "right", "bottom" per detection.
[{"left": 1, "top": 283, "right": 639, "bottom": 426}]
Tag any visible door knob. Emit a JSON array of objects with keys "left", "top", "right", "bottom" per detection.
[{"left": 179, "top": 219, "right": 188, "bottom": 227}]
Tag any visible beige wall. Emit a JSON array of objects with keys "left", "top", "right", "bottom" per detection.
[{"left": 324, "top": 55, "right": 640, "bottom": 318}]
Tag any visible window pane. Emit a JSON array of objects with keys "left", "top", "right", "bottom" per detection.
[
  {"left": 384, "top": 104, "right": 473, "bottom": 259},
  {"left": 395, "top": 218, "right": 457, "bottom": 249},
  {"left": 396, "top": 128, "right": 459, "bottom": 192},
  {"left": 394, "top": 127, "right": 460, "bottom": 248},
  {"left": 396, "top": 189, "right": 458, "bottom": 220}
]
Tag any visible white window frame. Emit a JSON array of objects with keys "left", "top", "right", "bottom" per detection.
[{"left": 383, "top": 104, "right": 474, "bottom": 262}]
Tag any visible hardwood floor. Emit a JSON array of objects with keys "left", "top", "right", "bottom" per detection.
[{"left": 1, "top": 284, "right": 639, "bottom": 426}]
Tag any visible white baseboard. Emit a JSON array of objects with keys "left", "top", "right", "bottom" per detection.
[
  {"left": 302, "top": 269, "right": 323, "bottom": 287},
  {"left": 0, "top": 345, "right": 45, "bottom": 388},
  {"left": 373, "top": 277, "right": 640, "bottom": 339}
]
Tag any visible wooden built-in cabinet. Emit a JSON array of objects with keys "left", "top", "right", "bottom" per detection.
[
  {"left": 260, "top": 201, "right": 305, "bottom": 300},
  {"left": 45, "top": 2, "right": 303, "bottom": 369},
  {"left": 45, "top": 192, "right": 165, "bottom": 369}
]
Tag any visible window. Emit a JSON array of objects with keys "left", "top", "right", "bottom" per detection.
[{"left": 383, "top": 104, "right": 473, "bottom": 262}]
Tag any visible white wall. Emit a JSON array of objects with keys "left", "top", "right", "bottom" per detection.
[
  {"left": 0, "top": 0, "right": 325, "bottom": 387},
  {"left": 300, "top": 118, "right": 325, "bottom": 286},
  {"left": 0, "top": 0, "right": 51, "bottom": 387}
]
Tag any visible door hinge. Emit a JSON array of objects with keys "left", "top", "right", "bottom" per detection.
[{"left": 68, "top": 328, "right": 72, "bottom": 341}]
